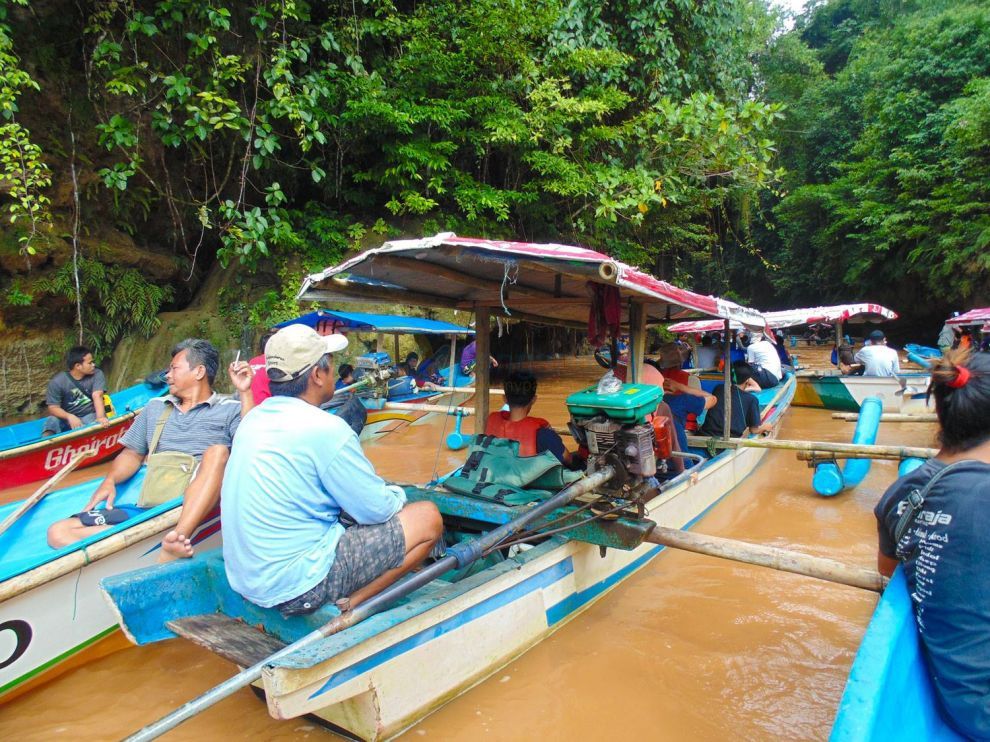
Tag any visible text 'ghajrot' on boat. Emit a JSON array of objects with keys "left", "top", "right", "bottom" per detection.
[
  {"left": 273, "top": 309, "right": 477, "bottom": 442},
  {"left": 0, "top": 374, "right": 168, "bottom": 497},
  {"left": 90, "top": 233, "right": 796, "bottom": 741},
  {"left": 669, "top": 302, "right": 933, "bottom": 414}
]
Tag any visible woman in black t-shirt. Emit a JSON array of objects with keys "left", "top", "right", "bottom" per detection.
[{"left": 874, "top": 349, "right": 990, "bottom": 740}]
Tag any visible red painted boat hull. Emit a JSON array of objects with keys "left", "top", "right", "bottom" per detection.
[{"left": 0, "top": 414, "right": 138, "bottom": 492}]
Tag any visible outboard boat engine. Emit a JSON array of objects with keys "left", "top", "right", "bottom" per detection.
[{"left": 565, "top": 379, "right": 672, "bottom": 505}]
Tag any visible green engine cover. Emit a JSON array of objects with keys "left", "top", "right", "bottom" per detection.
[{"left": 565, "top": 382, "right": 662, "bottom": 424}]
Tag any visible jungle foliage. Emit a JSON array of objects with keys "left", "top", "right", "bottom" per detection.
[
  {"left": 0, "top": 0, "right": 783, "bottom": 352},
  {"left": 751, "top": 0, "right": 990, "bottom": 317}
]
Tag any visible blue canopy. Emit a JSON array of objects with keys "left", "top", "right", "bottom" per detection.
[{"left": 276, "top": 309, "right": 473, "bottom": 336}]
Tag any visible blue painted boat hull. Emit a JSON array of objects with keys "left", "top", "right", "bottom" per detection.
[{"left": 830, "top": 569, "right": 963, "bottom": 741}]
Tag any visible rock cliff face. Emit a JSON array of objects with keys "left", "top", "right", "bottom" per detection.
[{"left": 0, "top": 330, "right": 66, "bottom": 418}]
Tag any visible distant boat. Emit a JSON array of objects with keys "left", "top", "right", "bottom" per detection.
[
  {"left": 274, "top": 310, "right": 476, "bottom": 441},
  {"left": 0, "top": 380, "right": 167, "bottom": 497},
  {"left": 791, "top": 372, "right": 931, "bottom": 413},
  {"left": 831, "top": 569, "right": 964, "bottom": 741}
]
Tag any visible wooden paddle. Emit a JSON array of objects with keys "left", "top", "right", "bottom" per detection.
[
  {"left": 123, "top": 466, "right": 617, "bottom": 741},
  {"left": 644, "top": 525, "right": 886, "bottom": 592},
  {"left": 0, "top": 451, "right": 94, "bottom": 539}
]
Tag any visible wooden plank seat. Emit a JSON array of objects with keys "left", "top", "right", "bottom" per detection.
[{"left": 167, "top": 613, "right": 286, "bottom": 667}]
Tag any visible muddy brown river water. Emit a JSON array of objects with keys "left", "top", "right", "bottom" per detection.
[{"left": 0, "top": 352, "right": 938, "bottom": 740}]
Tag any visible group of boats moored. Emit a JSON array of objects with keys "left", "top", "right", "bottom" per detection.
[{"left": 0, "top": 234, "right": 983, "bottom": 739}]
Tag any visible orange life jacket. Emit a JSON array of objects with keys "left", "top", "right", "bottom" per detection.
[{"left": 485, "top": 411, "right": 549, "bottom": 457}]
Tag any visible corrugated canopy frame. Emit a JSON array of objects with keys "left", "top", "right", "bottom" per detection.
[
  {"left": 298, "top": 233, "right": 767, "bottom": 331},
  {"left": 667, "top": 303, "right": 898, "bottom": 334},
  {"left": 946, "top": 307, "right": 990, "bottom": 326},
  {"left": 275, "top": 309, "right": 473, "bottom": 336}
]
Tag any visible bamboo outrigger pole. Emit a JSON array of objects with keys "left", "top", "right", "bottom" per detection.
[
  {"left": 685, "top": 435, "right": 938, "bottom": 459},
  {"left": 644, "top": 526, "right": 886, "bottom": 593},
  {"left": 832, "top": 412, "right": 937, "bottom": 423}
]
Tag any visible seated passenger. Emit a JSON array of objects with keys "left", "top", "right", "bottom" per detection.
[
  {"left": 744, "top": 332, "right": 782, "bottom": 389},
  {"left": 222, "top": 324, "right": 442, "bottom": 615},
  {"left": 699, "top": 361, "right": 771, "bottom": 439},
  {"left": 855, "top": 330, "right": 900, "bottom": 376},
  {"left": 835, "top": 343, "right": 865, "bottom": 375},
  {"left": 874, "top": 349, "right": 990, "bottom": 739},
  {"left": 661, "top": 375, "right": 717, "bottom": 459},
  {"left": 335, "top": 363, "right": 355, "bottom": 390},
  {"left": 46, "top": 339, "right": 254, "bottom": 559},
  {"left": 694, "top": 334, "right": 720, "bottom": 370},
  {"left": 42, "top": 345, "right": 109, "bottom": 436},
  {"left": 485, "top": 370, "right": 582, "bottom": 468}
]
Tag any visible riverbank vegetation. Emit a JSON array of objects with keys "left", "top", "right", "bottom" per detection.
[{"left": 0, "top": 0, "right": 987, "bottom": 373}]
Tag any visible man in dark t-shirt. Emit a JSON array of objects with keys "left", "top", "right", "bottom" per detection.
[
  {"left": 874, "top": 458, "right": 990, "bottom": 740},
  {"left": 698, "top": 363, "right": 770, "bottom": 439},
  {"left": 42, "top": 345, "right": 109, "bottom": 436}
]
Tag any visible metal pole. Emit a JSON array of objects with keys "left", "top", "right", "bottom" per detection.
[
  {"left": 722, "top": 319, "right": 732, "bottom": 441},
  {"left": 124, "top": 467, "right": 616, "bottom": 742},
  {"left": 448, "top": 335, "right": 457, "bottom": 388}
]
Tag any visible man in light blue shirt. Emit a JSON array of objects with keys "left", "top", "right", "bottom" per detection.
[{"left": 222, "top": 324, "right": 442, "bottom": 616}]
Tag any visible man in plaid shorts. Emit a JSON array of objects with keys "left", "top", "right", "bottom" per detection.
[{"left": 221, "top": 324, "right": 443, "bottom": 616}]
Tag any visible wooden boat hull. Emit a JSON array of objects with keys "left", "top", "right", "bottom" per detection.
[
  {"left": 103, "top": 377, "right": 794, "bottom": 740},
  {"left": 0, "top": 381, "right": 166, "bottom": 493},
  {"left": 830, "top": 569, "right": 962, "bottom": 741},
  {"left": 793, "top": 373, "right": 931, "bottom": 413},
  {"left": 0, "top": 472, "right": 220, "bottom": 703}
]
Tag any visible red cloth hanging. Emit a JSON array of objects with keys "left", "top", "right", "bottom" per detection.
[{"left": 588, "top": 283, "right": 622, "bottom": 345}]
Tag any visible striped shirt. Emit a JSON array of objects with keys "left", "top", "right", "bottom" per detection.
[{"left": 120, "top": 393, "right": 242, "bottom": 460}]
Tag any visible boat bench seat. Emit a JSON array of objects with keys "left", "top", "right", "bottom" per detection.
[{"left": 167, "top": 613, "right": 286, "bottom": 667}]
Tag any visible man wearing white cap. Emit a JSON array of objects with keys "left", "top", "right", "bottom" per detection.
[{"left": 221, "top": 324, "right": 443, "bottom": 616}]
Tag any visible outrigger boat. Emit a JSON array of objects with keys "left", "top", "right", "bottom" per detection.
[
  {"left": 101, "top": 233, "right": 796, "bottom": 741},
  {"left": 0, "top": 312, "right": 473, "bottom": 701},
  {"left": 671, "top": 303, "right": 931, "bottom": 413},
  {"left": 0, "top": 379, "right": 167, "bottom": 495},
  {"left": 0, "top": 473, "right": 221, "bottom": 702},
  {"left": 831, "top": 569, "right": 962, "bottom": 741},
  {"left": 275, "top": 309, "right": 475, "bottom": 441}
]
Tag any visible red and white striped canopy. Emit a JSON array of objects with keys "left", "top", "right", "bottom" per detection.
[
  {"left": 667, "top": 303, "right": 897, "bottom": 334},
  {"left": 946, "top": 307, "right": 990, "bottom": 326},
  {"left": 299, "top": 233, "right": 768, "bottom": 329}
]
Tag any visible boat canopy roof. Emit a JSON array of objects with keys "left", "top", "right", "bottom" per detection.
[
  {"left": 298, "top": 233, "right": 767, "bottom": 329},
  {"left": 946, "top": 307, "right": 990, "bottom": 326},
  {"left": 275, "top": 309, "right": 473, "bottom": 336},
  {"left": 667, "top": 303, "right": 898, "bottom": 334}
]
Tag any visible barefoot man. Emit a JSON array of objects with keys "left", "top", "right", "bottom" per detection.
[
  {"left": 47, "top": 338, "right": 254, "bottom": 560},
  {"left": 222, "top": 324, "right": 442, "bottom": 616}
]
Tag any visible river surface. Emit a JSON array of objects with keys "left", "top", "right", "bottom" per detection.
[{"left": 0, "top": 351, "right": 937, "bottom": 740}]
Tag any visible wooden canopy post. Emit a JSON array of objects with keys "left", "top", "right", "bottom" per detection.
[
  {"left": 722, "top": 319, "right": 732, "bottom": 441},
  {"left": 394, "top": 334, "right": 400, "bottom": 365},
  {"left": 629, "top": 301, "right": 646, "bottom": 384},
  {"left": 448, "top": 335, "right": 457, "bottom": 388},
  {"left": 474, "top": 306, "right": 491, "bottom": 435},
  {"left": 376, "top": 333, "right": 383, "bottom": 354}
]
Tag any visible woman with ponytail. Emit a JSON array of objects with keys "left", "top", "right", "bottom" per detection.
[{"left": 874, "top": 349, "right": 990, "bottom": 739}]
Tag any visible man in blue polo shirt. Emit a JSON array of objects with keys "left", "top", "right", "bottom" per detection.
[{"left": 46, "top": 338, "right": 255, "bottom": 560}]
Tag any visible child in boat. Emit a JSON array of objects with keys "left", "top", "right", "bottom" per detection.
[
  {"left": 485, "top": 370, "right": 582, "bottom": 468},
  {"left": 873, "top": 348, "right": 990, "bottom": 740}
]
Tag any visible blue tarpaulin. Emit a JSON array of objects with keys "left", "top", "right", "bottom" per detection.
[{"left": 276, "top": 310, "right": 473, "bottom": 336}]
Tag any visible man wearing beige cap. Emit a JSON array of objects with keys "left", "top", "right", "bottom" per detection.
[{"left": 221, "top": 323, "right": 443, "bottom": 616}]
